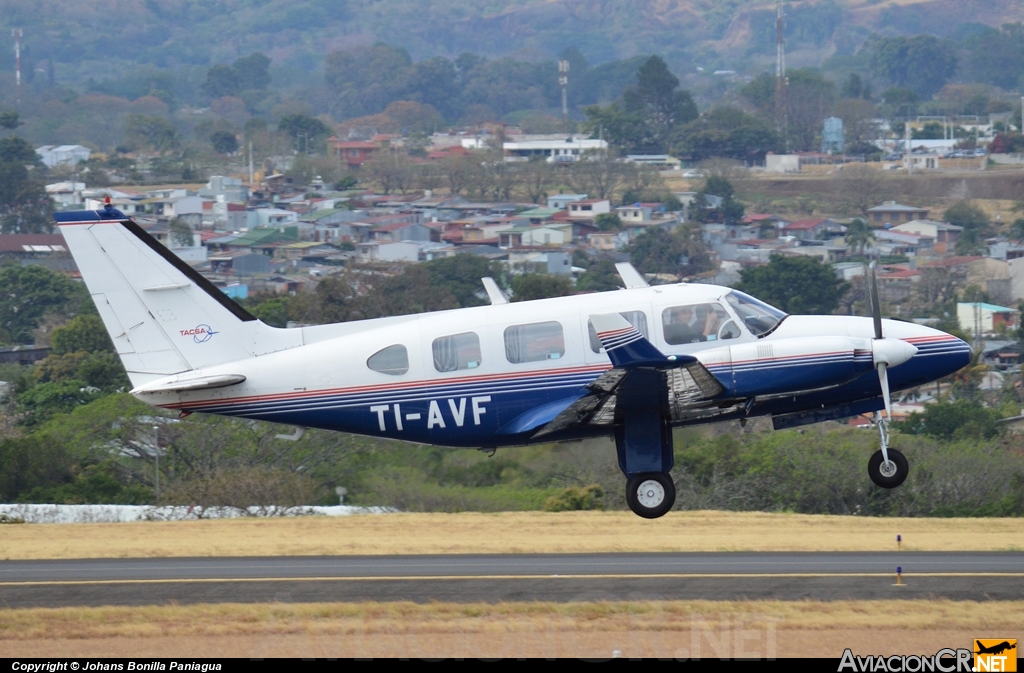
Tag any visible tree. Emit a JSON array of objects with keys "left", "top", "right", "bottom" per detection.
[
  {"left": 676, "top": 106, "right": 782, "bottom": 163},
  {"left": 945, "top": 201, "right": 990, "bottom": 254},
  {"left": 209, "top": 130, "right": 238, "bottom": 155},
  {"left": 0, "top": 137, "right": 40, "bottom": 164},
  {"left": 510, "top": 274, "right": 574, "bottom": 301},
  {"left": 51, "top": 315, "right": 114, "bottom": 356},
  {"left": 840, "top": 73, "right": 872, "bottom": 100},
  {"left": 520, "top": 157, "right": 553, "bottom": 205},
  {"left": 583, "top": 56, "right": 697, "bottom": 154},
  {"left": 845, "top": 219, "right": 875, "bottom": 256},
  {"left": 870, "top": 35, "right": 957, "bottom": 99},
  {"left": 201, "top": 53, "right": 271, "bottom": 100},
  {"left": 362, "top": 150, "right": 412, "bottom": 195},
  {"left": 898, "top": 399, "right": 1001, "bottom": 440},
  {"left": 0, "top": 265, "right": 89, "bottom": 344},
  {"left": 620, "top": 56, "right": 698, "bottom": 154},
  {"left": 595, "top": 213, "right": 623, "bottom": 231},
  {"left": 0, "top": 111, "right": 23, "bottom": 131},
  {"left": 124, "top": 114, "right": 179, "bottom": 153},
  {"left": 568, "top": 151, "right": 630, "bottom": 200},
  {"left": 832, "top": 163, "right": 893, "bottom": 217},
  {"left": 576, "top": 258, "right": 624, "bottom": 292},
  {"left": 169, "top": 218, "right": 194, "bottom": 247},
  {"left": 277, "top": 114, "right": 332, "bottom": 152},
  {"left": 735, "top": 255, "right": 850, "bottom": 315},
  {"left": 741, "top": 69, "right": 836, "bottom": 151},
  {"left": 627, "top": 225, "right": 711, "bottom": 280},
  {"left": 0, "top": 158, "right": 53, "bottom": 235},
  {"left": 232, "top": 53, "right": 271, "bottom": 91}
]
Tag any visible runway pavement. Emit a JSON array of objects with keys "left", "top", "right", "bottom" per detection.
[{"left": 1, "top": 552, "right": 1022, "bottom": 608}]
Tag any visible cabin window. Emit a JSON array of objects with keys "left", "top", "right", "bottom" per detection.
[
  {"left": 662, "top": 302, "right": 739, "bottom": 345},
  {"left": 367, "top": 344, "right": 409, "bottom": 376},
  {"left": 588, "top": 311, "right": 649, "bottom": 353},
  {"left": 432, "top": 332, "right": 481, "bottom": 372},
  {"left": 504, "top": 321, "right": 565, "bottom": 364}
]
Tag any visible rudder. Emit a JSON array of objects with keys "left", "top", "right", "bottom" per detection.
[{"left": 55, "top": 208, "right": 301, "bottom": 387}]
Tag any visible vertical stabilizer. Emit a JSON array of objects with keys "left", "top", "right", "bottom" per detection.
[{"left": 55, "top": 209, "right": 302, "bottom": 387}]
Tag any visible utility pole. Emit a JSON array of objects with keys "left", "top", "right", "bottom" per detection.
[
  {"left": 248, "top": 141, "right": 254, "bottom": 186},
  {"left": 152, "top": 425, "right": 160, "bottom": 502},
  {"left": 559, "top": 59, "right": 570, "bottom": 135},
  {"left": 774, "top": 0, "right": 787, "bottom": 151},
  {"left": 12, "top": 29, "right": 22, "bottom": 108},
  {"left": 905, "top": 119, "right": 912, "bottom": 175}
]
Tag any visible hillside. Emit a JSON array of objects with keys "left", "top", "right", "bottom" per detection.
[{"left": 0, "top": 0, "right": 1022, "bottom": 81}]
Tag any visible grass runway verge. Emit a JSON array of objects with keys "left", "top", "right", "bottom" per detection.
[
  {"left": 1, "top": 599, "right": 1021, "bottom": 658},
  {"left": 2, "top": 511, "right": 1023, "bottom": 560}
]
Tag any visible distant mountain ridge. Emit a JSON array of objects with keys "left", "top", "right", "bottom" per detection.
[{"left": 0, "top": 0, "right": 1021, "bottom": 75}]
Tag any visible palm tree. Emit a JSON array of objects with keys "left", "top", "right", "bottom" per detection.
[{"left": 845, "top": 218, "right": 875, "bottom": 256}]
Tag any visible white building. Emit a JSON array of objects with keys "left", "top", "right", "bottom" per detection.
[
  {"left": 957, "top": 302, "right": 1018, "bottom": 336},
  {"left": 46, "top": 181, "right": 86, "bottom": 206},
  {"left": 503, "top": 137, "right": 608, "bottom": 163},
  {"left": 35, "top": 145, "right": 91, "bottom": 168}
]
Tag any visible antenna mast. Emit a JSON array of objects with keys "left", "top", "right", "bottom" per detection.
[
  {"left": 559, "top": 59, "right": 570, "bottom": 135},
  {"left": 12, "top": 28, "right": 22, "bottom": 108},
  {"left": 775, "top": 1, "right": 787, "bottom": 150}
]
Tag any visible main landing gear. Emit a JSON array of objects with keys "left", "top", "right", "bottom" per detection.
[
  {"left": 626, "top": 473, "right": 676, "bottom": 519},
  {"left": 615, "top": 369, "right": 676, "bottom": 519},
  {"left": 868, "top": 411, "right": 909, "bottom": 488}
]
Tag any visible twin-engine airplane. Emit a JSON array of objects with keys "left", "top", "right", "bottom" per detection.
[{"left": 54, "top": 204, "right": 971, "bottom": 518}]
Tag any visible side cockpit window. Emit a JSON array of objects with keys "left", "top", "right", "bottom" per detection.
[{"left": 367, "top": 344, "right": 409, "bottom": 376}]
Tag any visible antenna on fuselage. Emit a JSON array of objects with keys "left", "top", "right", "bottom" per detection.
[
  {"left": 481, "top": 277, "right": 509, "bottom": 305},
  {"left": 615, "top": 263, "right": 649, "bottom": 289}
]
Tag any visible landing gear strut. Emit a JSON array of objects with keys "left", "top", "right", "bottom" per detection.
[
  {"left": 869, "top": 411, "right": 909, "bottom": 488},
  {"left": 614, "top": 369, "right": 676, "bottom": 518}
]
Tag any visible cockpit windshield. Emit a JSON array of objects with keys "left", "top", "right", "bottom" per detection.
[{"left": 724, "top": 291, "right": 787, "bottom": 337}]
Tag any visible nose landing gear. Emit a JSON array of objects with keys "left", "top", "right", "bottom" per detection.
[{"left": 869, "top": 411, "right": 909, "bottom": 488}]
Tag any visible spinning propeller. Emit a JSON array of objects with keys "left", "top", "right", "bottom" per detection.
[{"left": 867, "top": 263, "right": 917, "bottom": 424}]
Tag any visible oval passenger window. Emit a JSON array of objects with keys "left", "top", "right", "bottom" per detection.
[{"left": 367, "top": 344, "right": 409, "bottom": 375}]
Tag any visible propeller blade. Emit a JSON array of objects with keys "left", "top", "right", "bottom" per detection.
[
  {"left": 869, "top": 262, "right": 883, "bottom": 340},
  {"left": 877, "top": 362, "right": 892, "bottom": 421}
]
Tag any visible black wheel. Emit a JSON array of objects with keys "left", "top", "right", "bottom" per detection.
[
  {"left": 868, "top": 448, "right": 909, "bottom": 488},
  {"left": 625, "top": 472, "right": 676, "bottom": 519}
]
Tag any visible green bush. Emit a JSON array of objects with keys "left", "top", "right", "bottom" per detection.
[{"left": 543, "top": 485, "right": 605, "bottom": 512}]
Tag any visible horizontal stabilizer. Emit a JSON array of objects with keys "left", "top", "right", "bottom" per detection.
[
  {"left": 590, "top": 313, "right": 694, "bottom": 368},
  {"left": 132, "top": 374, "right": 247, "bottom": 395}
]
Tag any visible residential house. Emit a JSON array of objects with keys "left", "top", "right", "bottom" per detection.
[
  {"left": 46, "top": 182, "right": 86, "bottom": 207},
  {"left": 566, "top": 199, "right": 611, "bottom": 219},
  {"left": 589, "top": 230, "right": 631, "bottom": 252},
  {"left": 866, "top": 201, "right": 930, "bottom": 226},
  {"left": 547, "top": 194, "right": 588, "bottom": 210},
  {"left": 674, "top": 192, "right": 723, "bottom": 221},
  {"left": 370, "top": 221, "right": 434, "bottom": 243},
  {"left": 199, "top": 176, "right": 249, "bottom": 203},
  {"left": 35, "top": 145, "right": 90, "bottom": 168},
  {"left": 957, "top": 302, "right": 1018, "bottom": 336},
  {"left": 0, "top": 234, "right": 67, "bottom": 260},
  {"left": 876, "top": 266, "right": 922, "bottom": 302},
  {"left": 891, "top": 220, "right": 962, "bottom": 254},
  {"left": 518, "top": 207, "right": 559, "bottom": 224},
  {"left": 507, "top": 248, "right": 572, "bottom": 274},
  {"left": 210, "top": 250, "right": 273, "bottom": 275},
  {"left": 335, "top": 140, "right": 380, "bottom": 168},
  {"left": 781, "top": 218, "right": 846, "bottom": 241},
  {"left": 356, "top": 240, "right": 421, "bottom": 263},
  {"left": 873, "top": 230, "right": 935, "bottom": 257}
]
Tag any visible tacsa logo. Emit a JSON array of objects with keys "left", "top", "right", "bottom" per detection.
[
  {"left": 974, "top": 640, "right": 1016, "bottom": 672},
  {"left": 179, "top": 324, "right": 218, "bottom": 343}
]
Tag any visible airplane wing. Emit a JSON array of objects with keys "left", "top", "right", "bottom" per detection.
[{"left": 532, "top": 313, "right": 726, "bottom": 438}]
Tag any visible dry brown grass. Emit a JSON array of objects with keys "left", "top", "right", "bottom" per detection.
[
  {"left": 2, "top": 511, "right": 1022, "bottom": 560},
  {"left": 2, "top": 600, "right": 1021, "bottom": 658}
]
